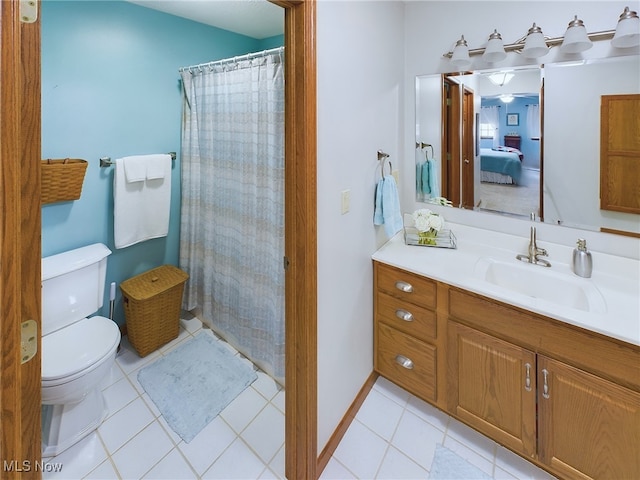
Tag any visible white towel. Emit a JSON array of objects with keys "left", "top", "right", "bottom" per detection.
[
  {"left": 123, "top": 156, "right": 147, "bottom": 183},
  {"left": 114, "top": 154, "right": 172, "bottom": 249},
  {"left": 146, "top": 155, "right": 168, "bottom": 180}
]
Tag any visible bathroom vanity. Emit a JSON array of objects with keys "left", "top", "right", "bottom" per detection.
[{"left": 372, "top": 225, "right": 640, "bottom": 480}]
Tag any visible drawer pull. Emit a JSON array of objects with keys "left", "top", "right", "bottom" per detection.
[
  {"left": 524, "top": 363, "right": 532, "bottom": 392},
  {"left": 395, "top": 309, "right": 414, "bottom": 322},
  {"left": 395, "top": 281, "right": 414, "bottom": 293},
  {"left": 542, "top": 368, "right": 550, "bottom": 399},
  {"left": 395, "top": 354, "right": 414, "bottom": 370}
]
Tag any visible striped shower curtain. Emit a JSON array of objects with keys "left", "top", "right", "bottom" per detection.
[{"left": 179, "top": 48, "right": 285, "bottom": 383}]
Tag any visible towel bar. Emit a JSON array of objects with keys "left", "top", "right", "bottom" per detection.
[{"left": 100, "top": 152, "right": 177, "bottom": 167}]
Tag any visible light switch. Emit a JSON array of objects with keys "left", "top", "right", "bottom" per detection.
[{"left": 341, "top": 189, "right": 350, "bottom": 214}]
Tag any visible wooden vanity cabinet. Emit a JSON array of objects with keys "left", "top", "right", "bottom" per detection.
[
  {"left": 373, "top": 261, "right": 640, "bottom": 480},
  {"left": 447, "top": 322, "right": 537, "bottom": 458},
  {"left": 373, "top": 262, "right": 443, "bottom": 406}
]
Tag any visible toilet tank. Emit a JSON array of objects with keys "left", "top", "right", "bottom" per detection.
[{"left": 42, "top": 243, "right": 112, "bottom": 336}]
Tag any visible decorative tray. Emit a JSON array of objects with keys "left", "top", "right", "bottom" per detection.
[{"left": 403, "top": 227, "right": 457, "bottom": 249}]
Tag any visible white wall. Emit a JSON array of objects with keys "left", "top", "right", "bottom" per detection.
[{"left": 316, "top": 0, "right": 405, "bottom": 451}]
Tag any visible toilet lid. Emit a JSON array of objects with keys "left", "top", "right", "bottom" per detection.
[{"left": 42, "top": 316, "right": 121, "bottom": 381}]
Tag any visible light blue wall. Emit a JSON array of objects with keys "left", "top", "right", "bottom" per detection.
[
  {"left": 480, "top": 96, "right": 540, "bottom": 169},
  {"left": 41, "top": 0, "right": 283, "bottom": 325}
]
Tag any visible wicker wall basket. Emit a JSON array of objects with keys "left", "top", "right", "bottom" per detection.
[{"left": 41, "top": 158, "right": 88, "bottom": 205}]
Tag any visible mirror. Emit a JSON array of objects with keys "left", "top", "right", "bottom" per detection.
[{"left": 415, "top": 54, "right": 640, "bottom": 235}]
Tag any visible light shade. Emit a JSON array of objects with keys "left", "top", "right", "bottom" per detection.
[
  {"left": 487, "top": 72, "right": 514, "bottom": 86},
  {"left": 500, "top": 94, "right": 514, "bottom": 103},
  {"left": 451, "top": 35, "right": 471, "bottom": 69},
  {"left": 612, "top": 6, "right": 640, "bottom": 48},
  {"left": 483, "top": 29, "right": 507, "bottom": 63},
  {"left": 561, "top": 16, "right": 593, "bottom": 53},
  {"left": 522, "top": 23, "right": 548, "bottom": 58}
]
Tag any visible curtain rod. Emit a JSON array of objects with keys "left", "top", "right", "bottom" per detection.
[{"left": 179, "top": 46, "right": 284, "bottom": 73}]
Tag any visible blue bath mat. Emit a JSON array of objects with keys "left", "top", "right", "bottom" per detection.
[
  {"left": 137, "top": 332, "right": 257, "bottom": 443},
  {"left": 429, "top": 444, "right": 492, "bottom": 479}
]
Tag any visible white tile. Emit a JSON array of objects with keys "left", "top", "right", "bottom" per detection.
[
  {"left": 158, "top": 328, "right": 193, "bottom": 354},
  {"left": 97, "top": 396, "right": 154, "bottom": 454},
  {"left": 252, "top": 371, "right": 280, "bottom": 401},
  {"left": 220, "top": 385, "right": 268, "bottom": 433},
  {"left": 445, "top": 417, "right": 497, "bottom": 462},
  {"left": 268, "top": 445, "right": 285, "bottom": 479},
  {"left": 405, "top": 394, "right": 450, "bottom": 432},
  {"left": 241, "top": 403, "right": 285, "bottom": 463},
  {"left": 102, "top": 376, "right": 139, "bottom": 419},
  {"left": 142, "top": 447, "right": 198, "bottom": 480},
  {"left": 332, "top": 419, "right": 388, "bottom": 480},
  {"left": 391, "top": 410, "right": 445, "bottom": 470},
  {"left": 441, "top": 436, "right": 495, "bottom": 478},
  {"left": 43, "top": 432, "right": 107, "bottom": 479},
  {"left": 111, "top": 421, "right": 174, "bottom": 479},
  {"left": 496, "top": 446, "right": 558, "bottom": 480},
  {"left": 373, "top": 376, "right": 411, "bottom": 407},
  {"left": 201, "top": 438, "right": 267, "bottom": 479},
  {"left": 258, "top": 467, "right": 280, "bottom": 479},
  {"left": 178, "top": 416, "right": 237, "bottom": 476},
  {"left": 116, "top": 338, "right": 161, "bottom": 375},
  {"left": 271, "top": 389, "right": 285, "bottom": 414},
  {"left": 376, "top": 445, "right": 429, "bottom": 480},
  {"left": 180, "top": 315, "right": 203, "bottom": 334},
  {"left": 84, "top": 458, "right": 119, "bottom": 480},
  {"left": 99, "top": 362, "right": 125, "bottom": 391},
  {"left": 319, "top": 458, "right": 357, "bottom": 479},
  {"left": 355, "top": 388, "right": 404, "bottom": 441}
]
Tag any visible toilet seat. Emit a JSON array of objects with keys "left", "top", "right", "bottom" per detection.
[{"left": 42, "top": 316, "right": 120, "bottom": 384}]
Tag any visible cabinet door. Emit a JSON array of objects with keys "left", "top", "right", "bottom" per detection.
[
  {"left": 448, "top": 322, "right": 537, "bottom": 458},
  {"left": 538, "top": 355, "right": 640, "bottom": 480}
]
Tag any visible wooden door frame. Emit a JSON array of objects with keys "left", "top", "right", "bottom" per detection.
[
  {"left": 270, "top": 1, "right": 318, "bottom": 478},
  {"left": 0, "top": 0, "right": 42, "bottom": 478},
  {"left": 462, "top": 87, "right": 475, "bottom": 209}
]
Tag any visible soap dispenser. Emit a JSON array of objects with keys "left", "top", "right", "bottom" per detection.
[{"left": 572, "top": 239, "right": 592, "bottom": 278}]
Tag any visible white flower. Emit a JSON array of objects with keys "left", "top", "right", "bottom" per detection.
[{"left": 411, "top": 208, "right": 444, "bottom": 233}]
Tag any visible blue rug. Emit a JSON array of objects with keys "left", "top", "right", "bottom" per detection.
[
  {"left": 137, "top": 332, "right": 257, "bottom": 443},
  {"left": 429, "top": 444, "right": 492, "bottom": 479}
]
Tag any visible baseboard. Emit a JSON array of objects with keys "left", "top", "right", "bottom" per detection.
[{"left": 316, "top": 371, "right": 379, "bottom": 476}]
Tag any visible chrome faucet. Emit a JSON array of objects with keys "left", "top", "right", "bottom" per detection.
[{"left": 516, "top": 226, "right": 551, "bottom": 267}]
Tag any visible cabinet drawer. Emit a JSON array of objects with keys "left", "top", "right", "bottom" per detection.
[
  {"left": 377, "top": 291, "right": 436, "bottom": 341},
  {"left": 375, "top": 322, "right": 436, "bottom": 402},
  {"left": 376, "top": 262, "right": 436, "bottom": 309}
]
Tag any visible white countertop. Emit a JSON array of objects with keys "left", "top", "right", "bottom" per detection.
[{"left": 372, "top": 223, "right": 640, "bottom": 346}]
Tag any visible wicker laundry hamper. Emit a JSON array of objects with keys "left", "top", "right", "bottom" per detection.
[{"left": 120, "top": 265, "right": 189, "bottom": 357}]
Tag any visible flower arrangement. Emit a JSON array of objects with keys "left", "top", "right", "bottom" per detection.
[{"left": 411, "top": 208, "right": 444, "bottom": 245}]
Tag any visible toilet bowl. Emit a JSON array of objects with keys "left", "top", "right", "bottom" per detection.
[{"left": 41, "top": 244, "right": 121, "bottom": 457}]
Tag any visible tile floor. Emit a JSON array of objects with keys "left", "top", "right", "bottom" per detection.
[{"left": 43, "top": 316, "right": 556, "bottom": 480}]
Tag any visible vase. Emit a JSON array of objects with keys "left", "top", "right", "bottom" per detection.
[{"left": 417, "top": 229, "right": 438, "bottom": 245}]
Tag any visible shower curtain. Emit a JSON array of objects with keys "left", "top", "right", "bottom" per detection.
[{"left": 179, "top": 48, "right": 285, "bottom": 382}]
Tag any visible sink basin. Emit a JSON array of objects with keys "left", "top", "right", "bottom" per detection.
[{"left": 474, "top": 258, "right": 607, "bottom": 314}]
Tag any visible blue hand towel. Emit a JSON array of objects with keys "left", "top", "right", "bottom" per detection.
[
  {"left": 421, "top": 159, "right": 431, "bottom": 195},
  {"left": 373, "top": 175, "right": 403, "bottom": 238},
  {"left": 416, "top": 162, "right": 423, "bottom": 195},
  {"left": 428, "top": 159, "right": 440, "bottom": 198}
]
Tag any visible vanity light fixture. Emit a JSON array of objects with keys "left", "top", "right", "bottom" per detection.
[
  {"left": 612, "top": 6, "right": 640, "bottom": 48},
  {"left": 482, "top": 29, "right": 507, "bottom": 63},
  {"left": 450, "top": 35, "right": 471, "bottom": 69},
  {"left": 561, "top": 16, "right": 593, "bottom": 53},
  {"left": 522, "top": 23, "right": 549, "bottom": 58},
  {"left": 443, "top": 5, "right": 639, "bottom": 68}
]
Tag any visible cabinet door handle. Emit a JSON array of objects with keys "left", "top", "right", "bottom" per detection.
[
  {"left": 524, "top": 363, "right": 532, "bottom": 392},
  {"left": 395, "top": 355, "right": 414, "bottom": 370},
  {"left": 542, "top": 368, "right": 550, "bottom": 399},
  {"left": 395, "top": 309, "right": 414, "bottom": 322},
  {"left": 395, "top": 281, "right": 413, "bottom": 293}
]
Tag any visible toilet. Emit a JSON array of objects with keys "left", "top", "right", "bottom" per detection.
[{"left": 41, "top": 243, "right": 121, "bottom": 456}]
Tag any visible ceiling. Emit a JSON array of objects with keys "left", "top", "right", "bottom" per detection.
[{"left": 127, "top": 0, "right": 284, "bottom": 39}]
